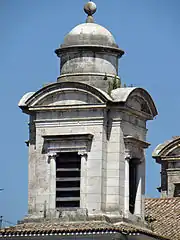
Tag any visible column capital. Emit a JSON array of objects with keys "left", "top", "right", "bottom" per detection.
[
  {"left": 78, "top": 150, "right": 88, "bottom": 157},
  {"left": 47, "top": 152, "right": 57, "bottom": 164},
  {"left": 131, "top": 158, "right": 143, "bottom": 165},
  {"left": 125, "top": 151, "right": 131, "bottom": 160}
]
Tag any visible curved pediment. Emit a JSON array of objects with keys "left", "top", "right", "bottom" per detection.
[
  {"left": 19, "top": 82, "right": 158, "bottom": 121},
  {"left": 111, "top": 87, "right": 157, "bottom": 119},
  {"left": 31, "top": 89, "right": 104, "bottom": 106},
  {"left": 153, "top": 137, "right": 180, "bottom": 158},
  {"left": 167, "top": 147, "right": 180, "bottom": 157},
  {"left": 126, "top": 95, "right": 151, "bottom": 115},
  {"left": 19, "top": 81, "right": 112, "bottom": 110}
]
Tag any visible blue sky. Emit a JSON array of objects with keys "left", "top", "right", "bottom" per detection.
[{"left": 0, "top": 0, "right": 180, "bottom": 225}]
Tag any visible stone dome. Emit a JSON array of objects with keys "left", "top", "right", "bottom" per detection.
[
  {"left": 62, "top": 23, "right": 118, "bottom": 48},
  {"left": 55, "top": 1, "right": 124, "bottom": 93}
]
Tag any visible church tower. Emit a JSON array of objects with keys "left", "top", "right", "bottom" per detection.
[
  {"left": 19, "top": 1, "right": 157, "bottom": 223},
  {"left": 153, "top": 137, "right": 180, "bottom": 198}
]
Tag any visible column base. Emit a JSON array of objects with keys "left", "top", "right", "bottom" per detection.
[{"left": 20, "top": 208, "right": 88, "bottom": 223}]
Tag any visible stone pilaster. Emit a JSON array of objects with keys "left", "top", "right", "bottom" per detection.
[
  {"left": 47, "top": 152, "right": 57, "bottom": 213},
  {"left": 124, "top": 153, "right": 130, "bottom": 218},
  {"left": 134, "top": 160, "right": 143, "bottom": 217},
  {"left": 78, "top": 151, "right": 88, "bottom": 209}
]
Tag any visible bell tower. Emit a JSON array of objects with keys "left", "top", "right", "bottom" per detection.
[
  {"left": 153, "top": 137, "right": 180, "bottom": 198},
  {"left": 19, "top": 1, "right": 157, "bottom": 224}
]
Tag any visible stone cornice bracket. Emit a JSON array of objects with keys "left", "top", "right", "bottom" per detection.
[{"left": 47, "top": 152, "right": 57, "bottom": 164}]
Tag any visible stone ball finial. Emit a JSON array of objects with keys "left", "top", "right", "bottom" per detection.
[{"left": 84, "top": 1, "right": 97, "bottom": 16}]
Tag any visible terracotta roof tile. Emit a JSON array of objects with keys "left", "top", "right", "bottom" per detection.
[
  {"left": 145, "top": 197, "right": 180, "bottom": 240},
  {"left": 0, "top": 221, "right": 113, "bottom": 233},
  {"left": 0, "top": 220, "right": 169, "bottom": 239}
]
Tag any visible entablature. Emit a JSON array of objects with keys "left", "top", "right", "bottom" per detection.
[
  {"left": 124, "top": 135, "right": 150, "bottom": 161},
  {"left": 42, "top": 133, "right": 93, "bottom": 154}
]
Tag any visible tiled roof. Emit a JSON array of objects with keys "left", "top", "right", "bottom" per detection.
[
  {"left": 2, "top": 197, "right": 179, "bottom": 239},
  {"left": 0, "top": 220, "right": 169, "bottom": 239},
  {"left": 145, "top": 198, "right": 180, "bottom": 240},
  {"left": 0, "top": 221, "right": 112, "bottom": 234}
]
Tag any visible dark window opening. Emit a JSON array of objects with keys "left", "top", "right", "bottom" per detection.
[
  {"left": 56, "top": 152, "right": 81, "bottom": 208},
  {"left": 56, "top": 190, "right": 80, "bottom": 198},
  {"left": 56, "top": 201, "right": 80, "bottom": 208},
  {"left": 161, "top": 162, "right": 168, "bottom": 193},
  {"left": 56, "top": 180, "right": 80, "bottom": 188},
  {"left": 174, "top": 183, "right": 180, "bottom": 197},
  {"left": 129, "top": 159, "right": 138, "bottom": 214}
]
